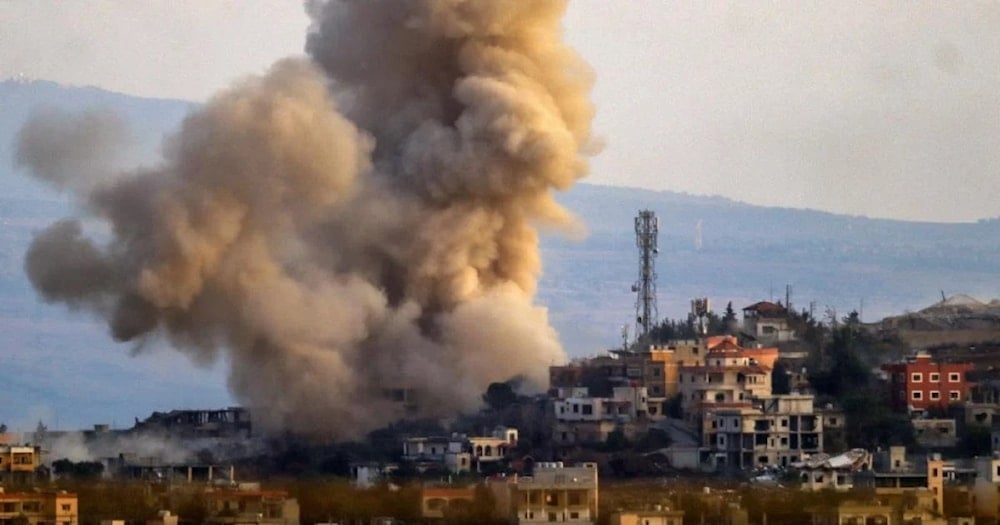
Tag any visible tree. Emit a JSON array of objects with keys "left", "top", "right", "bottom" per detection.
[
  {"left": 959, "top": 425, "right": 992, "bottom": 457},
  {"left": 52, "top": 459, "right": 104, "bottom": 480},
  {"left": 771, "top": 361, "right": 791, "bottom": 395},
  {"left": 482, "top": 382, "right": 518, "bottom": 412},
  {"left": 664, "top": 393, "right": 684, "bottom": 419},
  {"left": 723, "top": 301, "right": 739, "bottom": 334}
]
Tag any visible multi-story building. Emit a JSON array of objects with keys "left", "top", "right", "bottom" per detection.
[
  {"left": 678, "top": 340, "right": 775, "bottom": 422},
  {"left": 0, "top": 445, "right": 41, "bottom": 484},
  {"left": 882, "top": 352, "right": 974, "bottom": 413},
  {"left": 553, "top": 387, "right": 649, "bottom": 423},
  {"left": 0, "top": 489, "right": 78, "bottom": 525},
  {"left": 514, "top": 462, "right": 598, "bottom": 524},
  {"left": 549, "top": 339, "right": 716, "bottom": 421},
  {"left": 702, "top": 394, "right": 823, "bottom": 470},
  {"left": 203, "top": 485, "right": 299, "bottom": 525},
  {"left": 551, "top": 387, "right": 648, "bottom": 449}
]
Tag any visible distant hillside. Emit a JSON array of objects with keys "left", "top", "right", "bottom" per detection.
[
  {"left": 2, "top": 80, "right": 999, "bottom": 429},
  {"left": 542, "top": 184, "right": 1000, "bottom": 352}
]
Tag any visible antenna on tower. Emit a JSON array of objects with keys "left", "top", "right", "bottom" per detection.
[{"left": 634, "top": 210, "right": 659, "bottom": 341}]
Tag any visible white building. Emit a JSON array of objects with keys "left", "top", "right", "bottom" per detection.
[
  {"left": 553, "top": 387, "right": 649, "bottom": 423},
  {"left": 402, "top": 427, "right": 517, "bottom": 474}
]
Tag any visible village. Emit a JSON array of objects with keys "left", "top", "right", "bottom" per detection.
[{"left": 4, "top": 281, "right": 1000, "bottom": 524}]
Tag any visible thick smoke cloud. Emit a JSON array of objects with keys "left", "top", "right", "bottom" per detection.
[{"left": 18, "top": 0, "right": 594, "bottom": 439}]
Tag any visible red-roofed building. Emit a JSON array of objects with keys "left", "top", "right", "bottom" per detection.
[
  {"left": 742, "top": 301, "right": 796, "bottom": 344},
  {"left": 678, "top": 340, "right": 774, "bottom": 421}
]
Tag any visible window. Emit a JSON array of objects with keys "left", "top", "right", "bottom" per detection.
[
  {"left": 949, "top": 373, "right": 961, "bottom": 383},
  {"left": 950, "top": 391, "right": 961, "bottom": 401},
  {"left": 930, "top": 391, "right": 940, "bottom": 400},
  {"left": 912, "top": 391, "right": 923, "bottom": 400},
  {"left": 581, "top": 405, "right": 593, "bottom": 415},
  {"left": 911, "top": 373, "right": 923, "bottom": 383},
  {"left": 929, "top": 373, "right": 940, "bottom": 382},
  {"left": 568, "top": 491, "right": 582, "bottom": 505}
]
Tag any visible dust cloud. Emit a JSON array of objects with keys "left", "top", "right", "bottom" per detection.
[{"left": 18, "top": 0, "right": 595, "bottom": 439}]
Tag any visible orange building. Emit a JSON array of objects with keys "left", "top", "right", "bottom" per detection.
[
  {"left": 0, "top": 489, "right": 78, "bottom": 525},
  {"left": 0, "top": 445, "right": 42, "bottom": 484}
]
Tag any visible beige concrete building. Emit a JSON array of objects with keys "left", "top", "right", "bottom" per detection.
[
  {"left": 514, "top": 462, "right": 598, "bottom": 524},
  {"left": 703, "top": 394, "right": 823, "bottom": 470},
  {"left": 203, "top": 485, "right": 299, "bottom": 525},
  {"left": 678, "top": 340, "right": 774, "bottom": 421}
]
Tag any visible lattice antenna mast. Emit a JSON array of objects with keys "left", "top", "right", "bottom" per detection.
[{"left": 634, "top": 210, "right": 659, "bottom": 340}]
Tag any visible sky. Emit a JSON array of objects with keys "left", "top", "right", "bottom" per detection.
[{"left": 1, "top": 1, "right": 999, "bottom": 222}]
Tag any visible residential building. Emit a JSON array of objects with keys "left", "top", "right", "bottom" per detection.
[
  {"left": 741, "top": 302, "right": 796, "bottom": 344},
  {"left": 402, "top": 427, "right": 517, "bottom": 474},
  {"left": 679, "top": 340, "right": 774, "bottom": 421},
  {"left": 882, "top": 352, "right": 974, "bottom": 413},
  {"left": 0, "top": 445, "right": 41, "bottom": 484},
  {"left": 0, "top": 489, "right": 78, "bottom": 525},
  {"left": 203, "top": 485, "right": 299, "bottom": 525},
  {"left": 794, "top": 449, "right": 872, "bottom": 491},
  {"left": 552, "top": 388, "right": 646, "bottom": 449},
  {"left": 548, "top": 339, "right": 716, "bottom": 420},
  {"left": 420, "top": 487, "right": 476, "bottom": 519},
  {"left": 913, "top": 419, "right": 958, "bottom": 449},
  {"left": 702, "top": 394, "right": 823, "bottom": 470},
  {"left": 514, "top": 462, "right": 597, "bottom": 524},
  {"left": 553, "top": 387, "right": 649, "bottom": 423}
]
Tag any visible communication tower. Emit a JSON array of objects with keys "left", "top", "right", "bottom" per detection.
[{"left": 633, "top": 210, "right": 659, "bottom": 339}]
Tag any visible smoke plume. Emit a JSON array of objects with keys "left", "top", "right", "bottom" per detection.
[{"left": 18, "top": 0, "right": 595, "bottom": 438}]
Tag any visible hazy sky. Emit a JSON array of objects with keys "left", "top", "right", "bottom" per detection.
[{"left": 2, "top": 1, "right": 999, "bottom": 222}]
